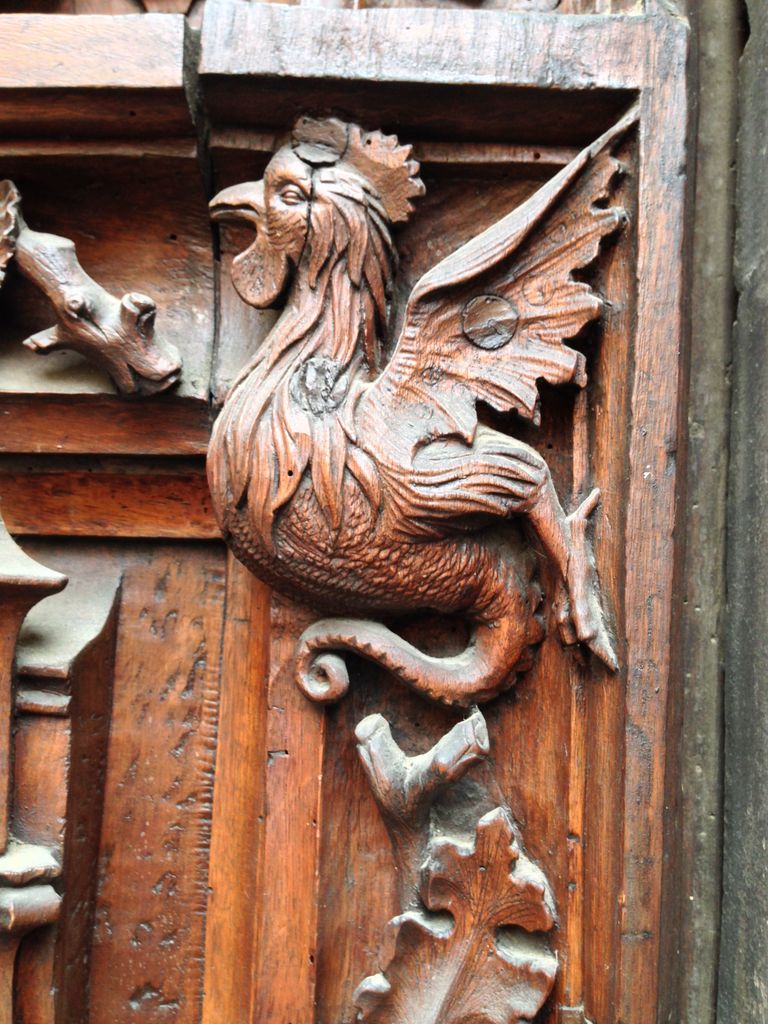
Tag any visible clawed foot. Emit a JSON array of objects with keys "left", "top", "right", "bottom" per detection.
[{"left": 555, "top": 488, "right": 618, "bottom": 672}]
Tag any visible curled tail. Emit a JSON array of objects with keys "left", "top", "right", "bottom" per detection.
[{"left": 295, "top": 595, "right": 543, "bottom": 708}]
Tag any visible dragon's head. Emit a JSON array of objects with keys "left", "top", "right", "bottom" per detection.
[{"left": 210, "top": 117, "right": 424, "bottom": 321}]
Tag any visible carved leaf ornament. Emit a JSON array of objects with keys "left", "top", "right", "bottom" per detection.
[{"left": 355, "top": 808, "right": 558, "bottom": 1024}]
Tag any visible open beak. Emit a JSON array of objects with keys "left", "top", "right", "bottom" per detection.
[{"left": 209, "top": 181, "right": 264, "bottom": 226}]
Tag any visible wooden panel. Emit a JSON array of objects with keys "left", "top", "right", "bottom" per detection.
[
  {"left": 0, "top": 458, "right": 217, "bottom": 539},
  {"left": 719, "top": 0, "right": 768, "bottom": 1020},
  {"left": 0, "top": 397, "right": 210, "bottom": 456},
  {"left": 199, "top": 4, "right": 637, "bottom": 144},
  {"left": 677, "top": 2, "right": 738, "bottom": 1021},
  {"left": 83, "top": 544, "right": 224, "bottom": 1024},
  {"left": 0, "top": 15, "right": 184, "bottom": 88},
  {"left": 580, "top": 128, "right": 637, "bottom": 1024},
  {"left": 0, "top": 6, "right": 691, "bottom": 1024},
  {"left": 201, "top": 557, "right": 269, "bottom": 1023},
  {"left": 251, "top": 595, "right": 328, "bottom": 1024},
  {"left": 617, "top": 24, "right": 688, "bottom": 1024}
]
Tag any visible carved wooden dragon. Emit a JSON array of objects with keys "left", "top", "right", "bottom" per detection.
[{"left": 208, "top": 110, "right": 634, "bottom": 706}]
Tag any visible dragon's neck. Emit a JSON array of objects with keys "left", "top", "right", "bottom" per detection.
[
  {"left": 232, "top": 257, "right": 378, "bottom": 427},
  {"left": 213, "top": 247, "right": 390, "bottom": 537}
]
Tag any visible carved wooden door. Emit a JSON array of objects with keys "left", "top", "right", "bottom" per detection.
[{"left": 0, "top": 3, "right": 688, "bottom": 1023}]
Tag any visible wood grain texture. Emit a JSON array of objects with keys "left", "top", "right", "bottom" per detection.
[
  {"left": 677, "top": 1, "right": 738, "bottom": 1021},
  {"left": 0, "top": 14, "right": 194, "bottom": 138},
  {"left": 0, "top": 397, "right": 210, "bottom": 456},
  {"left": 618, "top": 14, "right": 689, "bottom": 1024},
  {"left": 199, "top": 4, "right": 640, "bottom": 145},
  {"left": 200, "top": 3, "right": 646, "bottom": 89},
  {"left": 719, "top": 1, "right": 768, "bottom": 1020},
  {"left": 250, "top": 593, "right": 327, "bottom": 1024},
  {"left": 0, "top": 5, "right": 692, "bottom": 1022},
  {"left": 85, "top": 545, "right": 224, "bottom": 1024},
  {"left": 201, "top": 556, "right": 270, "bottom": 1023},
  {"left": 0, "top": 458, "right": 217, "bottom": 539},
  {"left": 0, "top": 15, "right": 184, "bottom": 88}
]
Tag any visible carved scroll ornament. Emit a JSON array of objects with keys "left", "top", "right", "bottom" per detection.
[
  {"left": 0, "top": 180, "right": 181, "bottom": 396},
  {"left": 208, "top": 109, "right": 634, "bottom": 707}
]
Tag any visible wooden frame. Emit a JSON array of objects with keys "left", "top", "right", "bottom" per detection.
[
  {"left": 197, "top": 4, "right": 689, "bottom": 1023},
  {"left": 0, "top": 4, "right": 690, "bottom": 1022}
]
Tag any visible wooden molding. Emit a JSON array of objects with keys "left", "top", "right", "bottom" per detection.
[{"left": 0, "top": 14, "right": 194, "bottom": 139}]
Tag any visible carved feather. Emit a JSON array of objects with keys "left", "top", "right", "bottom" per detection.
[{"left": 358, "top": 104, "right": 637, "bottom": 455}]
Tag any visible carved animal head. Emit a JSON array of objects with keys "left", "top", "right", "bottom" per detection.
[
  {"left": 210, "top": 117, "right": 424, "bottom": 365},
  {"left": 0, "top": 180, "right": 182, "bottom": 396},
  {"left": 24, "top": 283, "right": 182, "bottom": 397}
]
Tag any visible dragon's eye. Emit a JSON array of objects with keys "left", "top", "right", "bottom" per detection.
[
  {"left": 279, "top": 185, "right": 307, "bottom": 206},
  {"left": 64, "top": 294, "right": 90, "bottom": 319}
]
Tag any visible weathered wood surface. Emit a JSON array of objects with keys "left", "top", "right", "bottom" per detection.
[
  {"left": 677, "top": 1, "right": 739, "bottom": 1022},
  {"left": 200, "top": 4, "right": 641, "bottom": 144},
  {"left": 0, "top": 1, "right": 645, "bottom": 16},
  {"left": 0, "top": 398, "right": 210, "bottom": 456},
  {"left": 71, "top": 543, "right": 225, "bottom": 1024},
  {"left": 0, "top": 14, "right": 194, "bottom": 138},
  {"left": 201, "top": 556, "right": 270, "bottom": 1024},
  {"left": 720, "top": 1, "right": 768, "bottom": 1021},
  {"left": 14, "top": 555, "right": 121, "bottom": 1024}
]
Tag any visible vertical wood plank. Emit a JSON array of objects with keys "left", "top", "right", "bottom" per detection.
[
  {"left": 202, "top": 556, "right": 270, "bottom": 1023},
  {"left": 88, "top": 546, "right": 224, "bottom": 1024},
  {"left": 617, "top": 16, "right": 689, "bottom": 1023},
  {"left": 678, "top": 1, "right": 738, "bottom": 1021},
  {"left": 581, "top": 125, "right": 637, "bottom": 1024},
  {"left": 250, "top": 593, "right": 326, "bottom": 1024},
  {"left": 719, "top": 1, "right": 768, "bottom": 1021}
]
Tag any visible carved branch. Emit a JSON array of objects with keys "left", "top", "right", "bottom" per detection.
[
  {"left": 0, "top": 180, "right": 181, "bottom": 396},
  {"left": 354, "top": 712, "right": 557, "bottom": 1024},
  {"left": 356, "top": 709, "right": 489, "bottom": 903}
]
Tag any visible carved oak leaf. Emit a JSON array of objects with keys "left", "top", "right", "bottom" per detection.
[{"left": 354, "top": 808, "right": 557, "bottom": 1024}]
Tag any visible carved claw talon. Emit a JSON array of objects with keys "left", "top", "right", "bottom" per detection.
[{"left": 563, "top": 488, "right": 618, "bottom": 671}]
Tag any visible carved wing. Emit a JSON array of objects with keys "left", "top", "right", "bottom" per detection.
[{"left": 357, "top": 106, "right": 637, "bottom": 453}]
